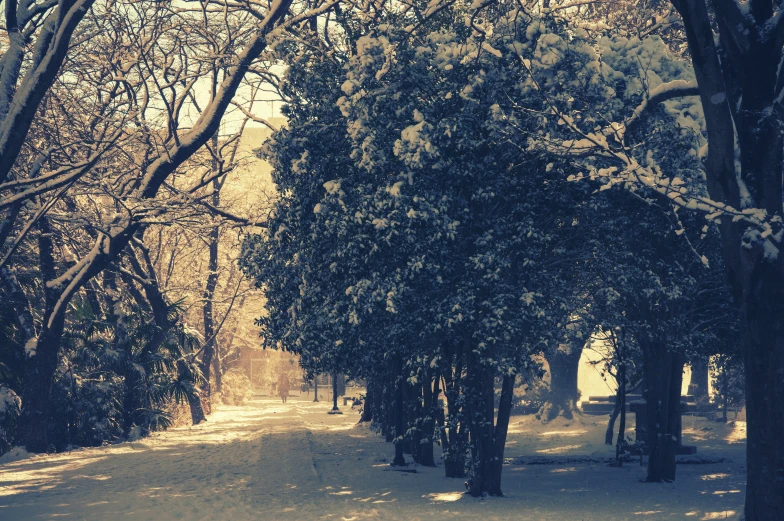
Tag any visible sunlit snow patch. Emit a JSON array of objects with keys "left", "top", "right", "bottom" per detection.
[
  {"left": 424, "top": 491, "right": 462, "bottom": 502},
  {"left": 536, "top": 444, "right": 584, "bottom": 454},
  {"left": 701, "top": 511, "right": 737, "bottom": 520}
]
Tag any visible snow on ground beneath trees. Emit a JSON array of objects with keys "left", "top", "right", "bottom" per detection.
[{"left": 0, "top": 395, "right": 745, "bottom": 520}]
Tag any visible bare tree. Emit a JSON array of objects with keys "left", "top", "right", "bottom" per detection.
[
  {"left": 3, "top": 0, "right": 339, "bottom": 452},
  {"left": 0, "top": 0, "right": 97, "bottom": 184}
]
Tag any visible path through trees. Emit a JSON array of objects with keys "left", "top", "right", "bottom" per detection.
[{"left": 0, "top": 397, "right": 746, "bottom": 521}]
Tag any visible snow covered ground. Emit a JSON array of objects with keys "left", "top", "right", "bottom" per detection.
[{"left": 0, "top": 395, "right": 745, "bottom": 520}]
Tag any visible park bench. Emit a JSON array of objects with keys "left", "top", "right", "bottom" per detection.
[
  {"left": 581, "top": 394, "right": 696, "bottom": 415},
  {"left": 628, "top": 400, "right": 697, "bottom": 455},
  {"left": 581, "top": 394, "right": 698, "bottom": 455}
]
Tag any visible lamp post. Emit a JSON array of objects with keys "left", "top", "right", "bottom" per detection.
[
  {"left": 313, "top": 374, "right": 319, "bottom": 402},
  {"left": 328, "top": 372, "right": 342, "bottom": 414}
]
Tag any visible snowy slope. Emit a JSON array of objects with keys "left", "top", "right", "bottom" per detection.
[{"left": 0, "top": 396, "right": 745, "bottom": 520}]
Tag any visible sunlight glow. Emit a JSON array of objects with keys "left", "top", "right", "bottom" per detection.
[
  {"left": 725, "top": 422, "right": 747, "bottom": 444},
  {"left": 0, "top": 455, "right": 109, "bottom": 497},
  {"left": 700, "top": 473, "right": 730, "bottom": 481},
  {"left": 536, "top": 444, "right": 584, "bottom": 454},
  {"left": 701, "top": 511, "right": 736, "bottom": 520},
  {"left": 541, "top": 430, "right": 588, "bottom": 437},
  {"left": 424, "top": 492, "right": 463, "bottom": 502}
]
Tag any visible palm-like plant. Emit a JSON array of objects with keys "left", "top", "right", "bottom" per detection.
[{"left": 48, "top": 290, "right": 205, "bottom": 449}]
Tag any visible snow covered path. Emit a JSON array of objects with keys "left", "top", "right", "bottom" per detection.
[
  {"left": 0, "top": 396, "right": 746, "bottom": 520},
  {"left": 0, "top": 399, "right": 332, "bottom": 520}
]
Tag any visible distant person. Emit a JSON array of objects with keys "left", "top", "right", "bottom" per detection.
[{"left": 277, "top": 373, "right": 291, "bottom": 403}]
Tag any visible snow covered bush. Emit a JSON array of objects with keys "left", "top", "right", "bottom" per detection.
[
  {"left": 51, "top": 369, "right": 124, "bottom": 448},
  {"left": 218, "top": 371, "right": 252, "bottom": 406},
  {"left": 0, "top": 386, "right": 21, "bottom": 455},
  {"left": 513, "top": 376, "right": 548, "bottom": 416},
  {"left": 30, "top": 290, "right": 206, "bottom": 450}
]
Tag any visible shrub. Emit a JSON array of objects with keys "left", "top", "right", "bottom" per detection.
[
  {"left": 0, "top": 386, "right": 21, "bottom": 455},
  {"left": 219, "top": 371, "right": 252, "bottom": 405}
]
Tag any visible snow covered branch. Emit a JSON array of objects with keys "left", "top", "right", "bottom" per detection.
[
  {"left": 138, "top": 0, "right": 294, "bottom": 199},
  {"left": 230, "top": 101, "right": 279, "bottom": 131},
  {"left": 624, "top": 80, "right": 699, "bottom": 137},
  {"left": 0, "top": 0, "right": 95, "bottom": 185}
]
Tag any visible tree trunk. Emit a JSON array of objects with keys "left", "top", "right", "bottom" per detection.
[
  {"left": 17, "top": 326, "right": 62, "bottom": 453},
  {"left": 539, "top": 339, "right": 583, "bottom": 421},
  {"left": 183, "top": 372, "right": 206, "bottom": 425},
  {"left": 213, "top": 351, "right": 223, "bottom": 395},
  {"left": 122, "top": 364, "right": 141, "bottom": 435},
  {"left": 441, "top": 349, "right": 467, "bottom": 478},
  {"left": 741, "top": 285, "right": 784, "bottom": 520},
  {"left": 488, "top": 374, "right": 515, "bottom": 496},
  {"left": 384, "top": 364, "right": 395, "bottom": 442},
  {"left": 418, "top": 369, "right": 437, "bottom": 467},
  {"left": 392, "top": 357, "right": 406, "bottom": 466},
  {"left": 373, "top": 376, "right": 384, "bottom": 423},
  {"left": 403, "top": 379, "right": 422, "bottom": 463},
  {"left": 360, "top": 377, "right": 376, "bottom": 422},
  {"left": 605, "top": 400, "right": 620, "bottom": 445},
  {"left": 615, "top": 353, "right": 627, "bottom": 466},
  {"left": 465, "top": 342, "right": 497, "bottom": 497},
  {"left": 607, "top": 376, "right": 641, "bottom": 446},
  {"left": 199, "top": 164, "right": 221, "bottom": 414},
  {"left": 689, "top": 356, "right": 710, "bottom": 403},
  {"left": 671, "top": 1, "right": 784, "bottom": 517},
  {"left": 641, "top": 339, "right": 683, "bottom": 482},
  {"left": 17, "top": 219, "right": 66, "bottom": 453}
]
